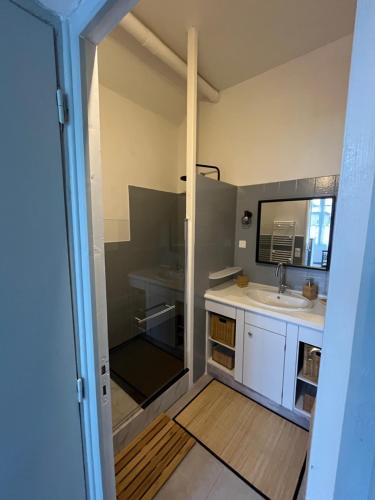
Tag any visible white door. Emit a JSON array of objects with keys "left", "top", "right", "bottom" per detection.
[
  {"left": 243, "top": 325, "right": 285, "bottom": 404},
  {"left": 0, "top": 2, "right": 86, "bottom": 499}
]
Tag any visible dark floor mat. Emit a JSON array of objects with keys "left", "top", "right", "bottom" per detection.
[{"left": 110, "top": 336, "right": 184, "bottom": 406}]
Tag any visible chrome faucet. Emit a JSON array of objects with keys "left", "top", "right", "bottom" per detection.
[{"left": 275, "top": 262, "right": 287, "bottom": 294}]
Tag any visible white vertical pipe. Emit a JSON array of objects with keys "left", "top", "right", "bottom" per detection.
[{"left": 185, "top": 27, "right": 198, "bottom": 387}]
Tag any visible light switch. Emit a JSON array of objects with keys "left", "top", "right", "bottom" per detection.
[{"left": 239, "top": 240, "right": 247, "bottom": 249}]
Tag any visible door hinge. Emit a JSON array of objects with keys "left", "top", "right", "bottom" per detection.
[
  {"left": 56, "top": 88, "right": 68, "bottom": 125},
  {"left": 76, "top": 377, "right": 84, "bottom": 403}
]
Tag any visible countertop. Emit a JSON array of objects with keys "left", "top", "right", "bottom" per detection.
[{"left": 204, "top": 281, "right": 326, "bottom": 331}]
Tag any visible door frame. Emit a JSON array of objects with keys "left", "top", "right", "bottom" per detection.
[
  {"left": 306, "top": 1, "right": 375, "bottom": 497},
  {"left": 59, "top": 1, "right": 196, "bottom": 498},
  {"left": 57, "top": 0, "right": 375, "bottom": 499}
]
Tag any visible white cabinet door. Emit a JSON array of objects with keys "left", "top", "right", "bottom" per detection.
[{"left": 243, "top": 324, "right": 286, "bottom": 404}]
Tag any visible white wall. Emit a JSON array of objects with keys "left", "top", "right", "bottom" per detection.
[
  {"left": 198, "top": 35, "right": 352, "bottom": 186},
  {"left": 99, "top": 28, "right": 186, "bottom": 125},
  {"left": 98, "top": 31, "right": 187, "bottom": 242},
  {"left": 99, "top": 84, "right": 182, "bottom": 241}
]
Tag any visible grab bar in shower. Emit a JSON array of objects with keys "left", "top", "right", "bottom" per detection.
[{"left": 135, "top": 304, "right": 176, "bottom": 325}]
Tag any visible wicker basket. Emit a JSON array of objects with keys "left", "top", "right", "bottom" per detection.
[
  {"left": 210, "top": 313, "right": 235, "bottom": 347},
  {"left": 302, "top": 344, "right": 321, "bottom": 382},
  {"left": 303, "top": 394, "right": 315, "bottom": 413},
  {"left": 212, "top": 345, "right": 235, "bottom": 370}
]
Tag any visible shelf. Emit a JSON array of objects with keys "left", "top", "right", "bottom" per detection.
[
  {"left": 294, "top": 394, "right": 311, "bottom": 418},
  {"left": 207, "top": 357, "right": 234, "bottom": 377},
  {"left": 208, "top": 337, "right": 236, "bottom": 351},
  {"left": 297, "top": 370, "right": 318, "bottom": 387},
  {"left": 208, "top": 266, "right": 242, "bottom": 280}
]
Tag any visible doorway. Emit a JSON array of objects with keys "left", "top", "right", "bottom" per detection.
[{"left": 66, "top": 1, "right": 368, "bottom": 498}]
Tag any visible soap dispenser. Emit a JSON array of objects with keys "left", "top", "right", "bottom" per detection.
[{"left": 303, "top": 278, "right": 318, "bottom": 300}]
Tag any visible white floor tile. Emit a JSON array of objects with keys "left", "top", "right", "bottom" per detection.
[
  {"left": 154, "top": 445, "right": 223, "bottom": 500},
  {"left": 206, "top": 466, "right": 264, "bottom": 500}
]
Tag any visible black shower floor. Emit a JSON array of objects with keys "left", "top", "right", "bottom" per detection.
[{"left": 109, "top": 336, "right": 185, "bottom": 407}]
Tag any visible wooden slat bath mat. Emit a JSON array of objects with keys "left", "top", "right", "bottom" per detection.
[
  {"left": 175, "top": 380, "right": 308, "bottom": 500},
  {"left": 115, "top": 414, "right": 195, "bottom": 499}
]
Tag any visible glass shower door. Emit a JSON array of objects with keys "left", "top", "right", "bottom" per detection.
[{"left": 108, "top": 188, "right": 186, "bottom": 409}]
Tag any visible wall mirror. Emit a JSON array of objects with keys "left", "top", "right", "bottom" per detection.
[{"left": 256, "top": 196, "right": 336, "bottom": 270}]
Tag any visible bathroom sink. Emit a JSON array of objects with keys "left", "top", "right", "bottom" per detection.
[{"left": 247, "top": 288, "right": 312, "bottom": 311}]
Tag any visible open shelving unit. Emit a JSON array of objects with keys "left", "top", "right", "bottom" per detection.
[
  {"left": 297, "top": 369, "right": 318, "bottom": 387},
  {"left": 294, "top": 341, "right": 321, "bottom": 418},
  {"left": 206, "top": 311, "right": 236, "bottom": 379},
  {"left": 208, "top": 336, "right": 236, "bottom": 352},
  {"left": 207, "top": 356, "right": 234, "bottom": 376},
  {"left": 295, "top": 381, "right": 317, "bottom": 418}
]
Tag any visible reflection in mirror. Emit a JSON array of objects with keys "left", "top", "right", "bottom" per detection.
[{"left": 256, "top": 197, "right": 335, "bottom": 270}]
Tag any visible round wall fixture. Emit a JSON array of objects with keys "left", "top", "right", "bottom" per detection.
[{"left": 241, "top": 210, "right": 253, "bottom": 225}]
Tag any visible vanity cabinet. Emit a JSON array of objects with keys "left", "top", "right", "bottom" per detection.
[
  {"left": 243, "top": 325, "right": 285, "bottom": 404},
  {"left": 205, "top": 297, "right": 323, "bottom": 424}
]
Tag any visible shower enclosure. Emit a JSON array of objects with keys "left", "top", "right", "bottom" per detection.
[
  {"left": 97, "top": 24, "right": 189, "bottom": 428},
  {"left": 104, "top": 186, "right": 186, "bottom": 422}
]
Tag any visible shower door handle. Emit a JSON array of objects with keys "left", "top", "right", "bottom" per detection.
[{"left": 135, "top": 304, "right": 176, "bottom": 325}]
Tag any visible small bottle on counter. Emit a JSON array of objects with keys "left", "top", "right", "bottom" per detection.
[
  {"left": 236, "top": 275, "right": 249, "bottom": 288},
  {"left": 303, "top": 278, "right": 318, "bottom": 300}
]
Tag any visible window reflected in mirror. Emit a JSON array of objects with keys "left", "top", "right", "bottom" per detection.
[{"left": 256, "top": 197, "right": 336, "bottom": 270}]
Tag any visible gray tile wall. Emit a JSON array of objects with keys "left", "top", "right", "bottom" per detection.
[
  {"left": 105, "top": 186, "right": 185, "bottom": 349},
  {"left": 106, "top": 176, "right": 338, "bottom": 372},
  {"left": 235, "top": 175, "right": 339, "bottom": 294},
  {"left": 194, "top": 176, "right": 237, "bottom": 380}
]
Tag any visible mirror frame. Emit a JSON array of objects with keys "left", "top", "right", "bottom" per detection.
[{"left": 255, "top": 195, "right": 337, "bottom": 271}]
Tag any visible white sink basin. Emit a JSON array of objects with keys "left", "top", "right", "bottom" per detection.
[{"left": 247, "top": 288, "right": 312, "bottom": 311}]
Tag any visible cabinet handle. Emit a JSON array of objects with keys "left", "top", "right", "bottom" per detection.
[{"left": 248, "top": 331, "right": 253, "bottom": 337}]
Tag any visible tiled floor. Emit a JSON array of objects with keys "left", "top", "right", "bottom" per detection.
[
  {"left": 154, "top": 444, "right": 263, "bottom": 500},
  {"left": 110, "top": 379, "right": 140, "bottom": 429},
  {"left": 175, "top": 380, "right": 307, "bottom": 500},
  {"left": 111, "top": 374, "right": 307, "bottom": 499},
  {"left": 115, "top": 414, "right": 195, "bottom": 499},
  {"left": 156, "top": 374, "right": 264, "bottom": 499},
  {"left": 158, "top": 373, "right": 307, "bottom": 500}
]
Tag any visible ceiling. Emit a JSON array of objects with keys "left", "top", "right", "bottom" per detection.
[{"left": 132, "top": 0, "right": 356, "bottom": 90}]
